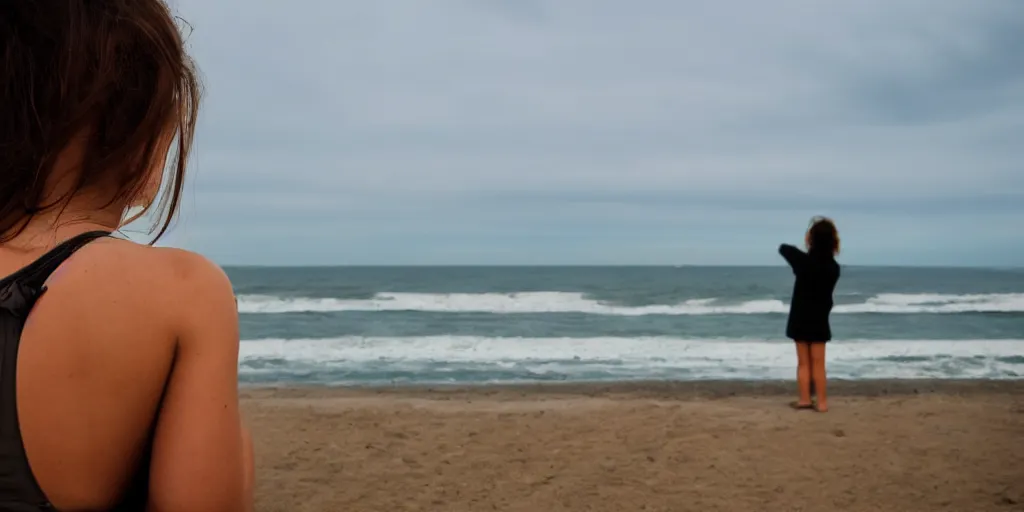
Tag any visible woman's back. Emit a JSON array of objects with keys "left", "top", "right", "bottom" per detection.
[
  {"left": 787, "top": 248, "right": 840, "bottom": 311},
  {"left": 0, "top": 230, "right": 248, "bottom": 511},
  {"left": 1, "top": 1, "right": 253, "bottom": 510}
]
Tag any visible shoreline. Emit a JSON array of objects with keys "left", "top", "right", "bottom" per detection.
[{"left": 240, "top": 378, "right": 1024, "bottom": 400}]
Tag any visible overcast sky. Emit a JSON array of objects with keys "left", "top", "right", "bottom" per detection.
[{"left": 149, "top": 0, "right": 1024, "bottom": 266}]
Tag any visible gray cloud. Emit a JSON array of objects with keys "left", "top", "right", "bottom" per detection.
[{"left": 160, "top": 0, "right": 1024, "bottom": 266}]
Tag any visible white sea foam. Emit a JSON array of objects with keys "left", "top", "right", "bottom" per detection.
[
  {"left": 236, "top": 292, "right": 1024, "bottom": 315},
  {"left": 238, "top": 336, "right": 1024, "bottom": 382}
]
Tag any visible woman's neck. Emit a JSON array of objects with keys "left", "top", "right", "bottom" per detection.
[{"left": 2, "top": 199, "right": 124, "bottom": 251}]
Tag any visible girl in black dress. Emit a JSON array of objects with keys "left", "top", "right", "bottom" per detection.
[{"left": 779, "top": 217, "right": 841, "bottom": 412}]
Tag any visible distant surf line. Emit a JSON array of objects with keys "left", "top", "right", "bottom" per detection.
[{"left": 235, "top": 292, "right": 1024, "bottom": 315}]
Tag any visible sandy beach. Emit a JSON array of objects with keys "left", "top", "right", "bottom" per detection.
[{"left": 243, "top": 380, "right": 1024, "bottom": 512}]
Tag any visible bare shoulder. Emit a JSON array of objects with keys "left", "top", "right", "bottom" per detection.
[
  {"left": 147, "top": 245, "right": 233, "bottom": 298},
  {"left": 61, "top": 238, "right": 224, "bottom": 280},
  {"left": 45, "top": 238, "right": 235, "bottom": 327},
  {"left": 152, "top": 246, "right": 238, "bottom": 330}
]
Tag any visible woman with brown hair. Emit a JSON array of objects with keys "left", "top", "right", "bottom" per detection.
[
  {"left": 0, "top": 1, "right": 253, "bottom": 510},
  {"left": 779, "top": 217, "right": 841, "bottom": 413}
]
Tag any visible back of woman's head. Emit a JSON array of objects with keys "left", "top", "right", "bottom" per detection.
[
  {"left": 0, "top": 0, "right": 200, "bottom": 242},
  {"left": 806, "top": 216, "right": 840, "bottom": 256}
]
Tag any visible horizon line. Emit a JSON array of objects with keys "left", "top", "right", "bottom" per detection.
[{"left": 219, "top": 263, "right": 1023, "bottom": 270}]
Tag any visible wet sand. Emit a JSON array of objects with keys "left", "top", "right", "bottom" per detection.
[{"left": 243, "top": 380, "right": 1024, "bottom": 512}]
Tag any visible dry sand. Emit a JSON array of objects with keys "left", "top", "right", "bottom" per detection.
[{"left": 243, "top": 380, "right": 1024, "bottom": 512}]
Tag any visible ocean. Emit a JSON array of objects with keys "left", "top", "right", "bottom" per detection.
[{"left": 228, "top": 266, "right": 1024, "bottom": 385}]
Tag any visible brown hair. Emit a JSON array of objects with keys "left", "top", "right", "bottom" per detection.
[
  {"left": 0, "top": 0, "right": 201, "bottom": 243},
  {"left": 805, "top": 216, "right": 840, "bottom": 255}
]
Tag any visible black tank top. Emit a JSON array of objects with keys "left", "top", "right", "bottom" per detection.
[{"left": 0, "top": 231, "right": 152, "bottom": 511}]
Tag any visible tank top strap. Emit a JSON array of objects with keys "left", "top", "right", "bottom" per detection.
[
  {"left": 12, "top": 230, "right": 111, "bottom": 287},
  {"left": 0, "top": 231, "right": 111, "bottom": 319}
]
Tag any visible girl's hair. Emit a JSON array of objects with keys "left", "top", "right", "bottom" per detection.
[
  {"left": 806, "top": 216, "right": 840, "bottom": 255},
  {"left": 0, "top": 0, "right": 201, "bottom": 242}
]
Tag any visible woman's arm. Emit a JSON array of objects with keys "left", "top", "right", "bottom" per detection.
[
  {"left": 147, "top": 251, "right": 254, "bottom": 512},
  {"left": 778, "top": 243, "right": 807, "bottom": 273}
]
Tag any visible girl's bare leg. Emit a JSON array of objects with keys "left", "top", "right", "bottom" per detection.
[
  {"left": 794, "top": 342, "right": 813, "bottom": 406},
  {"left": 810, "top": 342, "right": 828, "bottom": 412}
]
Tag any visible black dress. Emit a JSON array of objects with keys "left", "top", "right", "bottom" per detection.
[{"left": 779, "top": 244, "right": 841, "bottom": 342}]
